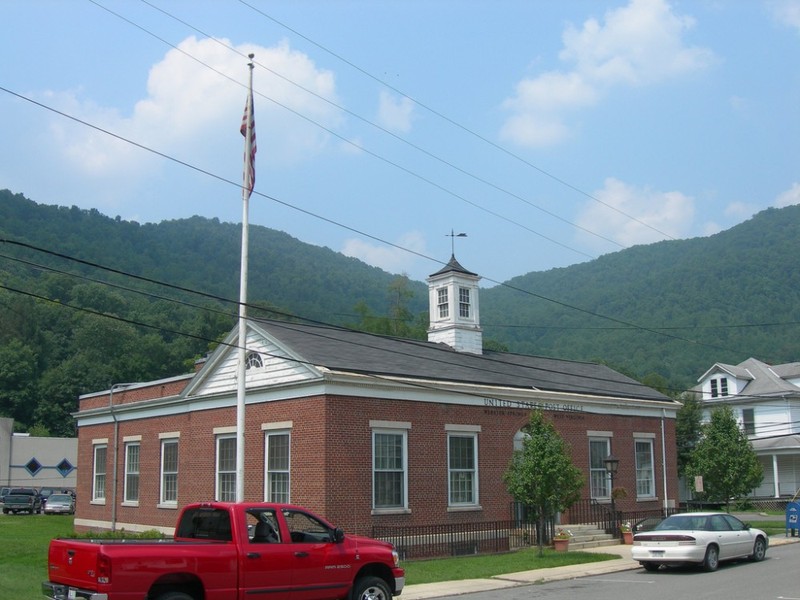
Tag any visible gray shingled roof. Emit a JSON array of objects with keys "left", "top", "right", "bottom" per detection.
[
  {"left": 256, "top": 319, "right": 672, "bottom": 403},
  {"left": 709, "top": 358, "right": 800, "bottom": 397}
]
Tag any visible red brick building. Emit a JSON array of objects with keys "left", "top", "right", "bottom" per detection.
[{"left": 73, "top": 256, "right": 680, "bottom": 535}]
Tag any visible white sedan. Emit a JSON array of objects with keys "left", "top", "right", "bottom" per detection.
[{"left": 631, "top": 512, "right": 768, "bottom": 572}]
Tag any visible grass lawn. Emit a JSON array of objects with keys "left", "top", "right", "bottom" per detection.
[{"left": 0, "top": 513, "right": 73, "bottom": 600}]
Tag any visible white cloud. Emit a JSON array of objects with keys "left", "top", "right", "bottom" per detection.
[
  {"left": 768, "top": 0, "right": 800, "bottom": 32},
  {"left": 341, "top": 230, "right": 427, "bottom": 274},
  {"left": 774, "top": 182, "right": 800, "bottom": 207},
  {"left": 47, "top": 37, "right": 342, "bottom": 179},
  {"left": 501, "top": 0, "right": 715, "bottom": 146},
  {"left": 377, "top": 90, "right": 414, "bottom": 133},
  {"left": 575, "top": 177, "right": 695, "bottom": 248}
]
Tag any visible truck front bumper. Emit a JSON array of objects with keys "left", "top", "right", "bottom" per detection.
[{"left": 42, "top": 582, "right": 108, "bottom": 600}]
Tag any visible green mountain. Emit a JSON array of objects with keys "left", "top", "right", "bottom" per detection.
[
  {"left": 480, "top": 204, "right": 800, "bottom": 392},
  {"left": 2, "top": 189, "right": 799, "bottom": 434}
]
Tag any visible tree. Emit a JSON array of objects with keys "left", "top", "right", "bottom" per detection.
[
  {"left": 685, "top": 405, "right": 763, "bottom": 511},
  {"left": 675, "top": 392, "right": 703, "bottom": 476},
  {"left": 503, "top": 411, "right": 584, "bottom": 556}
]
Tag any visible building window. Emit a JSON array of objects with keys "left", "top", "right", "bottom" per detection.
[
  {"left": 92, "top": 444, "right": 107, "bottom": 502},
  {"left": 458, "top": 287, "right": 470, "bottom": 318},
  {"left": 710, "top": 377, "right": 729, "bottom": 398},
  {"left": 265, "top": 432, "right": 290, "bottom": 503},
  {"left": 124, "top": 442, "right": 140, "bottom": 503},
  {"left": 160, "top": 439, "right": 179, "bottom": 505},
  {"left": 373, "top": 430, "right": 407, "bottom": 510},
  {"left": 589, "top": 438, "right": 611, "bottom": 498},
  {"left": 634, "top": 440, "right": 655, "bottom": 498},
  {"left": 742, "top": 408, "right": 755, "bottom": 436},
  {"left": 246, "top": 351, "right": 263, "bottom": 370},
  {"left": 437, "top": 288, "right": 449, "bottom": 319},
  {"left": 216, "top": 435, "right": 237, "bottom": 502},
  {"left": 448, "top": 433, "right": 478, "bottom": 506}
]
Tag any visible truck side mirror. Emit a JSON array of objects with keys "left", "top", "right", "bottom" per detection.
[{"left": 333, "top": 528, "right": 345, "bottom": 543}]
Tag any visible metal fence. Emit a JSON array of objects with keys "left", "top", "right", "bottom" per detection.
[{"left": 372, "top": 518, "right": 542, "bottom": 560}]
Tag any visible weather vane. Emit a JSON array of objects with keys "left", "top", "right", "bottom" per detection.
[{"left": 446, "top": 229, "right": 467, "bottom": 255}]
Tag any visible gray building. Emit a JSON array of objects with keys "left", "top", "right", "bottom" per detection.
[{"left": 0, "top": 417, "right": 77, "bottom": 492}]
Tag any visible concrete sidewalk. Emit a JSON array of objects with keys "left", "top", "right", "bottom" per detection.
[{"left": 401, "top": 534, "right": 799, "bottom": 600}]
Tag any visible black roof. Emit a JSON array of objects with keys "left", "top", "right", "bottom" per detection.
[
  {"left": 429, "top": 254, "right": 478, "bottom": 278},
  {"left": 255, "top": 319, "right": 672, "bottom": 403}
]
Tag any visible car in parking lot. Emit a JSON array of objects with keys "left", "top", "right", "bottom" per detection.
[
  {"left": 632, "top": 511, "right": 768, "bottom": 572},
  {"left": 42, "top": 493, "right": 75, "bottom": 515}
]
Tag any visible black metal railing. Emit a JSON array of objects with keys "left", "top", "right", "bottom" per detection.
[{"left": 372, "top": 518, "right": 541, "bottom": 560}]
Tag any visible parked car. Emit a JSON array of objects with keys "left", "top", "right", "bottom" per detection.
[
  {"left": 0, "top": 487, "right": 10, "bottom": 503},
  {"left": 42, "top": 493, "right": 75, "bottom": 515},
  {"left": 632, "top": 511, "right": 768, "bottom": 572},
  {"left": 2, "top": 488, "right": 42, "bottom": 514}
]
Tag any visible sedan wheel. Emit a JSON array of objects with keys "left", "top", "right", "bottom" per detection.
[
  {"left": 750, "top": 538, "right": 767, "bottom": 562},
  {"left": 702, "top": 545, "right": 720, "bottom": 572},
  {"left": 642, "top": 562, "right": 661, "bottom": 572}
]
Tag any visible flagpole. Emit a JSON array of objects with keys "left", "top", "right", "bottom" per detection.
[{"left": 236, "top": 54, "right": 255, "bottom": 503}]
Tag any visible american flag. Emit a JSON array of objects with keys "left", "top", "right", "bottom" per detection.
[{"left": 240, "top": 87, "right": 256, "bottom": 199}]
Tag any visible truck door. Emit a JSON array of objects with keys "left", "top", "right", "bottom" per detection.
[
  {"left": 240, "top": 509, "right": 294, "bottom": 599},
  {"left": 281, "top": 509, "right": 353, "bottom": 600}
]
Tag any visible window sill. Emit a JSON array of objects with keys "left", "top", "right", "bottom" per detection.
[
  {"left": 447, "top": 504, "right": 482, "bottom": 513},
  {"left": 371, "top": 507, "right": 411, "bottom": 516},
  {"left": 158, "top": 502, "right": 178, "bottom": 510},
  {"left": 90, "top": 499, "right": 106, "bottom": 506},
  {"left": 121, "top": 501, "right": 139, "bottom": 507}
]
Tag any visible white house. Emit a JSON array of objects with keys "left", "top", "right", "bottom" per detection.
[{"left": 694, "top": 357, "right": 800, "bottom": 498}]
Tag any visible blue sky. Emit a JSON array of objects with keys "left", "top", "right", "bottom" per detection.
[{"left": 2, "top": 0, "right": 798, "bottom": 285}]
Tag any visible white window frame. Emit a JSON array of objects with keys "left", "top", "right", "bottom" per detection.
[
  {"left": 589, "top": 436, "right": 612, "bottom": 499},
  {"left": 437, "top": 287, "right": 449, "bottom": 319},
  {"left": 123, "top": 440, "right": 140, "bottom": 505},
  {"left": 264, "top": 429, "right": 291, "bottom": 503},
  {"left": 634, "top": 438, "right": 656, "bottom": 498},
  {"left": 458, "top": 287, "right": 470, "bottom": 318},
  {"left": 160, "top": 436, "right": 179, "bottom": 506},
  {"left": 371, "top": 421, "right": 410, "bottom": 513},
  {"left": 92, "top": 442, "right": 108, "bottom": 503},
  {"left": 216, "top": 434, "right": 237, "bottom": 502},
  {"left": 446, "top": 426, "right": 480, "bottom": 508}
]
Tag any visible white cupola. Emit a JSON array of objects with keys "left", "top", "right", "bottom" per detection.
[{"left": 426, "top": 254, "right": 483, "bottom": 354}]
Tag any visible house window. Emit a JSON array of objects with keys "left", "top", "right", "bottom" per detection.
[
  {"left": 92, "top": 444, "right": 107, "bottom": 502},
  {"left": 742, "top": 408, "right": 755, "bottom": 436},
  {"left": 372, "top": 430, "right": 407, "bottom": 510},
  {"left": 124, "top": 442, "right": 140, "bottom": 503},
  {"left": 459, "top": 287, "right": 470, "bottom": 318},
  {"left": 266, "top": 432, "right": 290, "bottom": 503},
  {"left": 589, "top": 438, "right": 611, "bottom": 498},
  {"left": 448, "top": 433, "right": 478, "bottom": 506},
  {"left": 216, "top": 435, "right": 237, "bottom": 502},
  {"left": 634, "top": 440, "right": 655, "bottom": 498},
  {"left": 710, "top": 377, "right": 729, "bottom": 398},
  {"left": 160, "top": 439, "right": 179, "bottom": 505},
  {"left": 437, "top": 288, "right": 449, "bottom": 319}
]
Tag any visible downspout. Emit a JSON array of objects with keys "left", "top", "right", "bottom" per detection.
[{"left": 661, "top": 409, "right": 668, "bottom": 514}]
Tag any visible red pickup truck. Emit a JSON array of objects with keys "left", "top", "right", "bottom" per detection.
[{"left": 42, "top": 502, "right": 405, "bottom": 600}]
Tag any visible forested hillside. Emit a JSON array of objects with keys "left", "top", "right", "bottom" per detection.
[
  {"left": 2, "top": 189, "right": 799, "bottom": 435},
  {"left": 0, "top": 190, "right": 426, "bottom": 435},
  {"left": 481, "top": 204, "right": 800, "bottom": 392}
]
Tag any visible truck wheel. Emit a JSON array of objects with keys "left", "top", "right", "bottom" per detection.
[
  {"left": 350, "top": 576, "right": 391, "bottom": 600},
  {"left": 155, "top": 593, "right": 194, "bottom": 600}
]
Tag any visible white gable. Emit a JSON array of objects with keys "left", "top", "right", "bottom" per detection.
[{"left": 187, "top": 323, "right": 320, "bottom": 397}]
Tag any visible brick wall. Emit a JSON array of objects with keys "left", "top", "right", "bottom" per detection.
[{"left": 75, "top": 389, "right": 677, "bottom": 536}]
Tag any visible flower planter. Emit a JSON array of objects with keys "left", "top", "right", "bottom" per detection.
[
  {"left": 553, "top": 538, "right": 570, "bottom": 552},
  {"left": 621, "top": 531, "right": 633, "bottom": 545}
]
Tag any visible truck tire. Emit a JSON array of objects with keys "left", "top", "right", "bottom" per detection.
[
  {"left": 155, "top": 592, "right": 194, "bottom": 600},
  {"left": 350, "top": 576, "right": 391, "bottom": 600}
]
